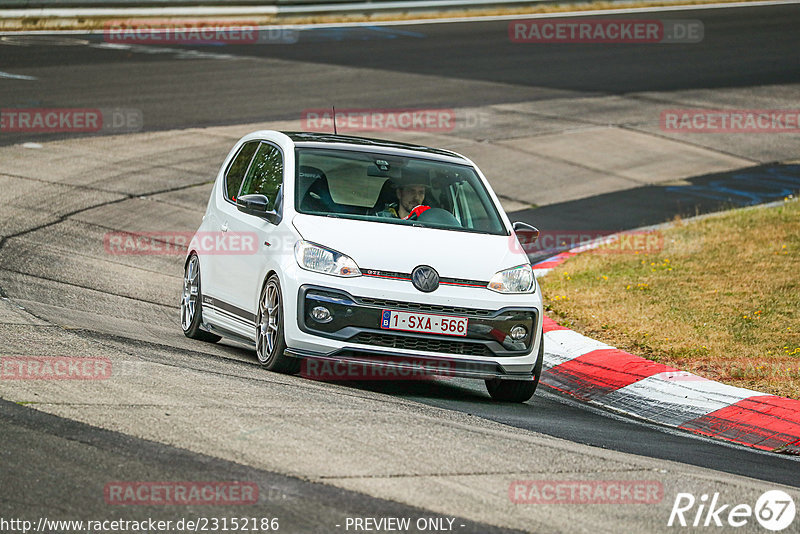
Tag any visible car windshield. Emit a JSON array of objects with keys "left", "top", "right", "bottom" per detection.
[{"left": 294, "top": 147, "right": 508, "bottom": 235}]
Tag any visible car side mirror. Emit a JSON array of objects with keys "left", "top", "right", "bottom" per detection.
[
  {"left": 513, "top": 221, "right": 539, "bottom": 244},
  {"left": 237, "top": 194, "right": 281, "bottom": 225}
]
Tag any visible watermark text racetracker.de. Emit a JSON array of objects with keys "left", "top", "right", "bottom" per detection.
[
  {"left": 301, "top": 357, "right": 457, "bottom": 381},
  {"left": 509, "top": 479, "right": 663, "bottom": 504},
  {"left": 103, "top": 20, "right": 298, "bottom": 45},
  {"left": 1, "top": 356, "right": 111, "bottom": 380},
  {"left": 104, "top": 481, "right": 258, "bottom": 505},
  {"left": 661, "top": 109, "right": 800, "bottom": 133},
  {"left": 509, "top": 19, "right": 703, "bottom": 43},
  {"left": 1, "top": 108, "right": 142, "bottom": 134},
  {"left": 512, "top": 229, "right": 664, "bottom": 257},
  {"left": 104, "top": 231, "right": 260, "bottom": 256},
  {"left": 301, "top": 108, "right": 489, "bottom": 133}
]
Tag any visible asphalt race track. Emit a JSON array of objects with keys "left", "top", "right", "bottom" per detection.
[
  {"left": 1, "top": 3, "right": 800, "bottom": 532},
  {"left": 2, "top": 3, "right": 800, "bottom": 145}
]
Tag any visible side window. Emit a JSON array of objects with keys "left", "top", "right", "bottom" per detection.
[
  {"left": 238, "top": 143, "right": 283, "bottom": 211},
  {"left": 225, "top": 141, "right": 259, "bottom": 202},
  {"left": 452, "top": 182, "right": 491, "bottom": 230},
  {"left": 463, "top": 186, "right": 490, "bottom": 222}
]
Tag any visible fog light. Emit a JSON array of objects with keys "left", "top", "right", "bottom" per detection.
[
  {"left": 311, "top": 306, "right": 332, "bottom": 323},
  {"left": 510, "top": 325, "right": 527, "bottom": 340}
]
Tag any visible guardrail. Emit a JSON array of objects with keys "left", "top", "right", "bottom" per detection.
[{"left": 1, "top": 0, "right": 556, "bottom": 13}]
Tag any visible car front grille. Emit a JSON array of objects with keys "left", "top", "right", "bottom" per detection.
[
  {"left": 349, "top": 332, "right": 493, "bottom": 357},
  {"left": 355, "top": 297, "right": 495, "bottom": 317}
]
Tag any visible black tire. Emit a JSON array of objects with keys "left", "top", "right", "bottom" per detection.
[
  {"left": 256, "top": 275, "right": 300, "bottom": 374},
  {"left": 485, "top": 328, "right": 544, "bottom": 403},
  {"left": 181, "top": 254, "right": 222, "bottom": 343}
]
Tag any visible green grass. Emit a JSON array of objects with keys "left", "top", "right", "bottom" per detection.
[{"left": 540, "top": 198, "right": 800, "bottom": 398}]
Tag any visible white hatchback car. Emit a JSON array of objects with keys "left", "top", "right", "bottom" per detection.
[{"left": 181, "top": 131, "right": 543, "bottom": 402}]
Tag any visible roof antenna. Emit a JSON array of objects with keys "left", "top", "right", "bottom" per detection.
[{"left": 332, "top": 105, "right": 338, "bottom": 135}]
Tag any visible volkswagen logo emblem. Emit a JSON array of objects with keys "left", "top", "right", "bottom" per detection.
[{"left": 411, "top": 265, "right": 439, "bottom": 293}]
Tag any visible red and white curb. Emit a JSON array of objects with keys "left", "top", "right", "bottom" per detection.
[
  {"left": 531, "top": 234, "right": 800, "bottom": 454},
  {"left": 532, "top": 250, "right": 579, "bottom": 278}
]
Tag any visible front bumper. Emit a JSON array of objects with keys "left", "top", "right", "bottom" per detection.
[
  {"left": 285, "top": 346, "right": 534, "bottom": 380},
  {"left": 288, "top": 285, "right": 540, "bottom": 380}
]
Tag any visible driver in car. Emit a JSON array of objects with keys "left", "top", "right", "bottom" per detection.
[{"left": 377, "top": 167, "right": 430, "bottom": 219}]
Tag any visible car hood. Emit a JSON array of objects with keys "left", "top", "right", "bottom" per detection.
[{"left": 292, "top": 214, "right": 528, "bottom": 281}]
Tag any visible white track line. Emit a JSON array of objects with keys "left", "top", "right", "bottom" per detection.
[{"left": 0, "top": 71, "right": 37, "bottom": 80}]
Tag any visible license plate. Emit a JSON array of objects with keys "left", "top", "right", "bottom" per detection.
[{"left": 380, "top": 310, "right": 468, "bottom": 337}]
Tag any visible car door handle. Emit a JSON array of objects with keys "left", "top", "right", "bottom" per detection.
[{"left": 220, "top": 222, "right": 228, "bottom": 233}]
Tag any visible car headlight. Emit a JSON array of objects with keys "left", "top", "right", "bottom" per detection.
[
  {"left": 294, "top": 240, "right": 361, "bottom": 277},
  {"left": 487, "top": 264, "right": 535, "bottom": 293}
]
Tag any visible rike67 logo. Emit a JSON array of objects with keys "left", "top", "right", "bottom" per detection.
[{"left": 668, "top": 490, "right": 796, "bottom": 531}]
